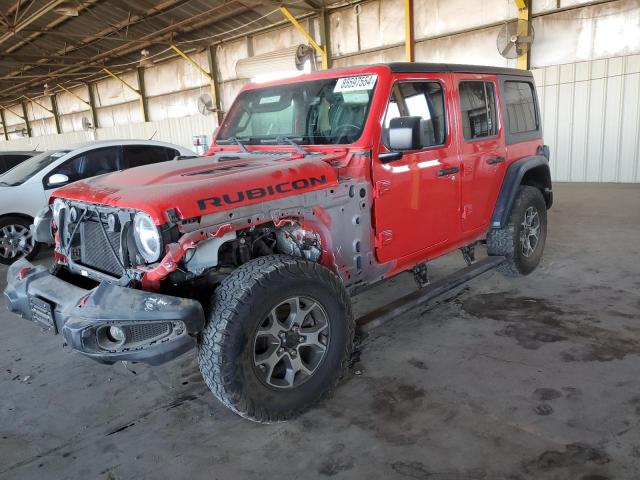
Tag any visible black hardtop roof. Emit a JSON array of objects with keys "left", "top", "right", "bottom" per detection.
[{"left": 385, "top": 62, "right": 533, "bottom": 77}]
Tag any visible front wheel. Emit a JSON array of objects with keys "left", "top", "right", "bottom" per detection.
[
  {"left": 487, "top": 185, "right": 548, "bottom": 276},
  {"left": 0, "top": 217, "right": 40, "bottom": 265},
  {"left": 198, "top": 255, "right": 354, "bottom": 423}
]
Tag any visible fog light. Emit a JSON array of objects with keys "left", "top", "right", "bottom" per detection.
[
  {"left": 107, "top": 326, "right": 125, "bottom": 343},
  {"left": 96, "top": 324, "right": 127, "bottom": 350}
]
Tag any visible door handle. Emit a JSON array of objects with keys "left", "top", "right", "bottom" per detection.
[
  {"left": 487, "top": 156, "right": 505, "bottom": 165},
  {"left": 437, "top": 166, "right": 460, "bottom": 177}
]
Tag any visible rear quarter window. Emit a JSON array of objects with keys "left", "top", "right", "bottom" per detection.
[{"left": 504, "top": 81, "right": 538, "bottom": 134}]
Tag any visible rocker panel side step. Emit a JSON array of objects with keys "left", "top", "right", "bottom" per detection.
[{"left": 356, "top": 256, "right": 506, "bottom": 332}]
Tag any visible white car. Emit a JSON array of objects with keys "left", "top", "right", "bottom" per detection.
[{"left": 0, "top": 139, "right": 196, "bottom": 264}]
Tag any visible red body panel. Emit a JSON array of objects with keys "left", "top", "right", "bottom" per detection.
[
  {"left": 53, "top": 154, "right": 340, "bottom": 224},
  {"left": 371, "top": 72, "right": 461, "bottom": 264},
  {"left": 51, "top": 64, "right": 543, "bottom": 286}
]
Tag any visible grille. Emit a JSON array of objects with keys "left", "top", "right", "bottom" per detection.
[
  {"left": 80, "top": 220, "right": 124, "bottom": 276},
  {"left": 123, "top": 322, "right": 171, "bottom": 345}
]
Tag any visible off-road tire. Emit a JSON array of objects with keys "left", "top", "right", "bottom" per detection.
[
  {"left": 0, "top": 216, "right": 40, "bottom": 265},
  {"left": 197, "top": 255, "right": 354, "bottom": 423},
  {"left": 487, "top": 185, "right": 547, "bottom": 276}
]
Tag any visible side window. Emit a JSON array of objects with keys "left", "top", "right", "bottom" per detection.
[
  {"left": 382, "top": 81, "right": 446, "bottom": 149},
  {"left": 5, "top": 155, "right": 29, "bottom": 169},
  {"left": 124, "top": 145, "right": 173, "bottom": 169},
  {"left": 459, "top": 81, "right": 497, "bottom": 141},
  {"left": 504, "top": 81, "right": 538, "bottom": 134},
  {"left": 166, "top": 148, "right": 179, "bottom": 160},
  {"left": 48, "top": 147, "right": 121, "bottom": 187}
]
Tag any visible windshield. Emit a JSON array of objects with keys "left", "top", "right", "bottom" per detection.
[
  {"left": 216, "top": 74, "right": 378, "bottom": 146},
  {"left": 0, "top": 150, "right": 70, "bottom": 186}
]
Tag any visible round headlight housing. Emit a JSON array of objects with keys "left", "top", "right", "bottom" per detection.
[
  {"left": 133, "top": 212, "right": 162, "bottom": 263},
  {"left": 52, "top": 198, "right": 65, "bottom": 226}
]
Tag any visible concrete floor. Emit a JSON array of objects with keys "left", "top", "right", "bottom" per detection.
[{"left": 1, "top": 183, "right": 639, "bottom": 480}]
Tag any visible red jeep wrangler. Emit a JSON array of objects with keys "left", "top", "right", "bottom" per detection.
[{"left": 5, "top": 63, "right": 552, "bottom": 422}]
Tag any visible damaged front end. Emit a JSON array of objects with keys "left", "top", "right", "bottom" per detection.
[{"left": 4, "top": 259, "right": 204, "bottom": 365}]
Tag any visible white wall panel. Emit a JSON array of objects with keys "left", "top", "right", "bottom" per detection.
[
  {"left": 332, "top": 45, "right": 404, "bottom": 68},
  {"left": 93, "top": 71, "right": 139, "bottom": 107},
  {"left": 147, "top": 87, "right": 209, "bottom": 122},
  {"left": 96, "top": 101, "right": 142, "bottom": 128},
  {"left": 329, "top": 7, "right": 360, "bottom": 56},
  {"left": 358, "top": 0, "right": 405, "bottom": 51},
  {"left": 144, "top": 53, "right": 210, "bottom": 97},
  {"left": 415, "top": 26, "right": 515, "bottom": 66},
  {"left": 217, "top": 40, "right": 248, "bottom": 82},
  {"left": 415, "top": 0, "right": 517, "bottom": 38},
  {"left": 531, "top": 0, "right": 640, "bottom": 68},
  {"left": 0, "top": 114, "right": 214, "bottom": 153},
  {"left": 252, "top": 22, "right": 311, "bottom": 56},
  {"left": 535, "top": 54, "right": 640, "bottom": 182},
  {"left": 56, "top": 85, "right": 91, "bottom": 116}
]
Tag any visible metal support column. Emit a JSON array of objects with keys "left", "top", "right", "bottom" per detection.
[
  {"left": 21, "top": 101, "right": 32, "bottom": 137},
  {"left": 102, "top": 67, "right": 148, "bottom": 123},
  {"left": 0, "top": 109, "right": 8, "bottom": 141},
  {"left": 86, "top": 84, "right": 99, "bottom": 129},
  {"left": 136, "top": 67, "right": 150, "bottom": 123},
  {"left": 280, "top": 6, "right": 328, "bottom": 69},
  {"left": 50, "top": 94, "right": 62, "bottom": 134},
  {"left": 206, "top": 45, "right": 225, "bottom": 125},
  {"left": 404, "top": 0, "right": 415, "bottom": 62},
  {"left": 170, "top": 44, "right": 223, "bottom": 125},
  {"left": 57, "top": 83, "right": 97, "bottom": 128},
  {"left": 514, "top": 0, "right": 532, "bottom": 70},
  {"left": 25, "top": 94, "right": 61, "bottom": 134},
  {"left": 318, "top": 7, "right": 332, "bottom": 69}
]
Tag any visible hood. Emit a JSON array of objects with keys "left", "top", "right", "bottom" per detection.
[{"left": 52, "top": 152, "right": 341, "bottom": 224}]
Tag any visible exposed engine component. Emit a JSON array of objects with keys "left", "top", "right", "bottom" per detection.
[
  {"left": 276, "top": 224, "right": 322, "bottom": 262},
  {"left": 185, "top": 231, "right": 237, "bottom": 274},
  {"left": 180, "top": 224, "right": 321, "bottom": 281}
]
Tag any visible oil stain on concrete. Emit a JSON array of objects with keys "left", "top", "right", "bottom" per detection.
[{"left": 461, "top": 293, "right": 640, "bottom": 362}]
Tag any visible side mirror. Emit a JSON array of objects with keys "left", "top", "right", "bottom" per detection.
[
  {"left": 388, "top": 116, "right": 423, "bottom": 151},
  {"left": 47, "top": 173, "right": 69, "bottom": 187}
]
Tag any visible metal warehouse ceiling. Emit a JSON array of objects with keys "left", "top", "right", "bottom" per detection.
[{"left": 0, "top": 0, "right": 327, "bottom": 104}]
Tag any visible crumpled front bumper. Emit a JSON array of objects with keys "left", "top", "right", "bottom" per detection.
[{"left": 4, "top": 259, "right": 205, "bottom": 365}]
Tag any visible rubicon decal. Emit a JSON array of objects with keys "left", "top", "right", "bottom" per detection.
[{"left": 197, "top": 175, "right": 328, "bottom": 210}]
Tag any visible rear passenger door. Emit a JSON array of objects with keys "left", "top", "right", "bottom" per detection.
[
  {"left": 456, "top": 76, "right": 507, "bottom": 233},
  {"left": 123, "top": 145, "right": 178, "bottom": 169}
]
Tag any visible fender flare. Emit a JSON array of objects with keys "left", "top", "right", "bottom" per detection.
[{"left": 490, "top": 155, "right": 552, "bottom": 229}]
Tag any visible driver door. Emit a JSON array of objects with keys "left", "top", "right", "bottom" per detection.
[{"left": 372, "top": 75, "right": 461, "bottom": 263}]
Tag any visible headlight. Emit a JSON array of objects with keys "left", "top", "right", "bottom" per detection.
[
  {"left": 52, "top": 198, "right": 65, "bottom": 226},
  {"left": 133, "top": 212, "right": 162, "bottom": 263}
]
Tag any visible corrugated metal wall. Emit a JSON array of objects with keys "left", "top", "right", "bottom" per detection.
[{"left": 533, "top": 54, "right": 640, "bottom": 182}]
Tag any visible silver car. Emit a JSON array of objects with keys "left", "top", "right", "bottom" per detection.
[{"left": 0, "top": 139, "right": 196, "bottom": 264}]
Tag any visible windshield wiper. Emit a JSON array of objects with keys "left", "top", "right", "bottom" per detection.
[
  {"left": 0, "top": 181, "right": 11, "bottom": 187},
  {"left": 275, "top": 136, "right": 308, "bottom": 156},
  {"left": 231, "top": 137, "right": 249, "bottom": 154}
]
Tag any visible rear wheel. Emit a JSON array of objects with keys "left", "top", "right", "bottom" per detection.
[
  {"left": 0, "top": 217, "right": 40, "bottom": 265},
  {"left": 487, "top": 185, "right": 547, "bottom": 276},
  {"left": 197, "top": 255, "right": 354, "bottom": 423}
]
